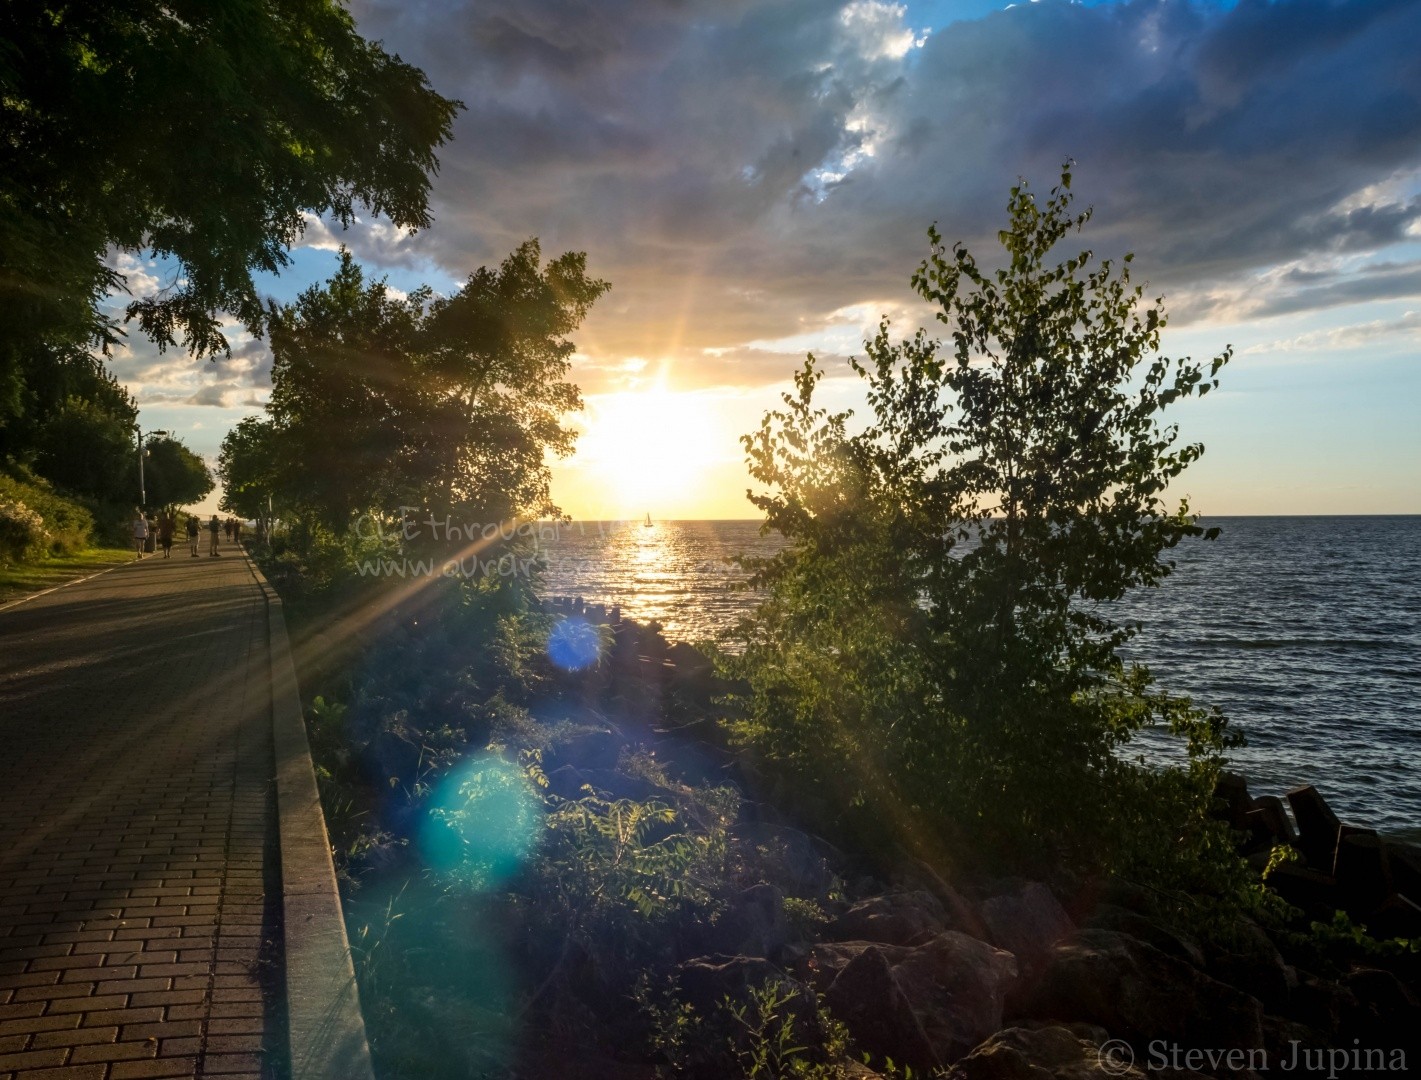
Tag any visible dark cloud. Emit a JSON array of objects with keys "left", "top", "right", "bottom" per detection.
[{"left": 339, "top": 0, "right": 1421, "bottom": 383}]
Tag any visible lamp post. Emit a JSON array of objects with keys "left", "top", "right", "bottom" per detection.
[{"left": 136, "top": 426, "right": 170, "bottom": 508}]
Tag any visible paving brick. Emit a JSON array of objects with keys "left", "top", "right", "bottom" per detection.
[
  {"left": 110, "top": 1058, "right": 198, "bottom": 1078},
  {"left": 70, "top": 1039, "right": 159, "bottom": 1063},
  {"left": 1, "top": 554, "right": 282, "bottom": 1077},
  {"left": 13, "top": 1065, "right": 108, "bottom": 1080},
  {"left": 0, "top": 1047, "right": 68, "bottom": 1071},
  {"left": 31, "top": 1024, "right": 119, "bottom": 1048}
]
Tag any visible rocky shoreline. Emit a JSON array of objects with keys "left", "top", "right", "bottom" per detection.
[{"left": 499, "top": 598, "right": 1421, "bottom": 1077}]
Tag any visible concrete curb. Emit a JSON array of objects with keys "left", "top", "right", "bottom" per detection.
[{"left": 244, "top": 551, "right": 376, "bottom": 1080}]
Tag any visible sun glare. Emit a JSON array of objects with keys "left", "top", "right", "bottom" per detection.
[{"left": 574, "top": 387, "right": 723, "bottom": 516}]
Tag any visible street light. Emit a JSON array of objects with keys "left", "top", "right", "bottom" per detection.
[{"left": 136, "top": 426, "right": 170, "bottom": 508}]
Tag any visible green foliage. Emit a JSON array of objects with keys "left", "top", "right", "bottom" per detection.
[
  {"left": 217, "top": 416, "right": 281, "bottom": 521},
  {"left": 0, "top": 0, "right": 459, "bottom": 362},
  {"left": 639, "top": 977, "right": 903, "bottom": 1080},
  {"left": 727, "top": 169, "right": 1240, "bottom": 881},
  {"left": 140, "top": 435, "right": 213, "bottom": 511},
  {"left": 31, "top": 396, "right": 135, "bottom": 504},
  {"left": 0, "top": 466, "right": 94, "bottom": 565},
  {"left": 543, "top": 795, "right": 723, "bottom": 920},
  {"left": 260, "top": 243, "right": 606, "bottom": 532}
]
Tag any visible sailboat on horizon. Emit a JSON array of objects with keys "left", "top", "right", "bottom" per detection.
[{"left": 643, "top": 512, "right": 653, "bottom": 528}]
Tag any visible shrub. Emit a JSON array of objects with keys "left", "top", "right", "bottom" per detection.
[
  {"left": 0, "top": 466, "right": 94, "bottom": 564},
  {"left": 726, "top": 169, "right": 1241, "bottom": 886}
]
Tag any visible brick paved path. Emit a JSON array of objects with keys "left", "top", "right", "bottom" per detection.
[{"left": 0, "top": 547, "right": 281, "bottom": 1079}]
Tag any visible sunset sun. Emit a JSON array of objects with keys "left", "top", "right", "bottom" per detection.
[{"left": 572, "top": 386, "right": 724, "bottom": 516}]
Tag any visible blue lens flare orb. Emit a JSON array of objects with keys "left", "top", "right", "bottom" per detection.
[{"left": 547, "top": 615, "right": 603, "bottom": 671}]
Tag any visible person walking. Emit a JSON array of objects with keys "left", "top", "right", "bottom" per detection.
[
  {"left": 232, "top": 518, "right": 242, "bottom": 546},
  {"left": 208, "top": 513, "right": 222, "bottom": 557},
  {"left": 186, "top": 514, "right": 200, "bottom": 557},
  {"left": 158, "top": 513, "right": 175, "bottom": 559},
  {"left": 223, "top": 518, "right": 233, "bottom": 543},
  {"left": 131, "top": 509, "right": 148, "bottom": 560}
]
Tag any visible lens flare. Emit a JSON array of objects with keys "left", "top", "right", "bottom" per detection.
[
  {"left": 421, "top": 754, "right": 541, "bottom": 888},
  {"left": 547, "top": 616, "right": 603, "bottom": 671}
]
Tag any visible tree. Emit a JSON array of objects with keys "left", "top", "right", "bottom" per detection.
[
  {"left": 0, "top": 344, "right": 138, "bottom": 515},
  {"left": 217, "top": 417, "right": 281, "bottom": 522},
  {"left": 262, "top": 242, "right": 607, "bottom": 532},
  {"left": 729, "top": 170, "right": 1237, "bottom": 880},
  {"left": 32, "top": 396, "right": 136, "bottom": 505},
  {"left": 0, "top": 0, "right": 460, "bottom": 415},
  {"left": 140, "top": 436, "right": 214, "bottom": 512}
]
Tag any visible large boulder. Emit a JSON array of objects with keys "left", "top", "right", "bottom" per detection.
[
  {"left": 825, "top": 891, "right": 949, "bottom": 947},
  {"left": 1203, "top": 919, "right": 1293, "bottom": 1012},
  {"left": 545, "top": 727, "right": 624, "bottom": 772},
  {"left": 1339, "top": 967, "right": 1421, "bottom": 1043},
  {"left": 980, "top": 883, "right": 1075, "bottom": 970},
  {"left": 707, "top": 884, "right": 791, "bottom": 959},
  {"left": 1024, "top": 930, "right": 1264, "bottom": 1059},
  {"left": 948, "top": 1025, "right": 1151, "bottom": 1080},
  {"left": 673, "top": 954, "right": 796, "bottom": 1016},
  {"left": 809, "top": 933, "right": 1017, "bottom": 1068},
  {"left": 806, "top": 940, "right": 910, "bottom": 988},
  {"left": 732, "top": 822, "right": 839, "bottom": 899},
  {"left": 1080, "top": 904, "right": 1205, "bottom": 970},
  {"left": 887, "top": 932, "right": 1019, "bottom": 1065},
  {"left": 823, "top": 945, "right": 941, "bottom": 1075}
]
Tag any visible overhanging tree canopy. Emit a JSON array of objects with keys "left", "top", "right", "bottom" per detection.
[{"left": 0, "top": 0, "right": 460, "bottom": 366}]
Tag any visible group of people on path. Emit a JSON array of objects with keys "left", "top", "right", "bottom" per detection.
[{"left": 131, "top": 511, "right": 243, "bottom": 560}]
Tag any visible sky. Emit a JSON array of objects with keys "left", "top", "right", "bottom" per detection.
[{"left": 110, "top": 0, "right": 1421, "bottom": 519}]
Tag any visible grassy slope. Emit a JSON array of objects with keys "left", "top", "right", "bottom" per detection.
[{"left": 0, "top": 547, "right": 134, "bottom": 605}]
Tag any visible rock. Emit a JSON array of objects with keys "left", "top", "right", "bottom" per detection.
[
  {"left": 1241, "top": 794, "right": 1298, "bottom": 853},
  {"left": 1334, "top": 830, "right": 1391, "bottom": 916},
  {"left": 891, "top": 931, "right": 1019, "bottom": 1065},
  {"left": 1024, "top": 930, "right": 1264, "bottom": 1057},
  {"left": 949, "top": 1025, "right": 1148, "bottom": 1080},
  {"left": 673, "top": 955, "right": 795, "bottom": 1016},
  {"left": 1386, "top": 840, "right": 1421, "bottom": 904},
  {"left": 547, "top": 765, "right": 661, "bottom": 802},
  {"left": 900, "top": 859, "right": 992, "bottom": 941},
  {"left": 546, "top": 728, "right": 623, "bottom": 771},
  {"left": 806, "top": 941, "right": 909, "bottom": 989},
  {"left": 824, "top": 945, "right": 941, "bottom": 1075},
  {"left": 1214, "top": 772, "right": 1255, "bottom": 830},
  {"left": 1286, "top": 972, "right": 1360, "bottom": 1039},
  {"left": 1364, "top": 891, "right": 1421, "bottom": 939},
  {"left": 1081, "top": 905, "right": 1205, "bottom": 969},
  {"left": 1341, "top": 967, "right": 1421, "bottom": 1040},
  {"left": 708, "top": 884, "right": 790, "bottom": 959},
  {"left": 546, "top": 764, "right": 592, "bottom": 800},
  {"left": 825, "top": 891, "right": 948, "bottom": 947},
  {"left": 808, "top": 933, "right": 1016, "bottom": 1067},
  {"left": 1286, "top": 785, "right": 1342, "bottom": 873},
  {"left": 1205, "top": 920, "right": 1293, "bottom": 1012},
  {"left": 732, "top": 822, "right": 838, "bottom": 899},
  {"left": 980, "top": 883, "right": 1075, "bottom": 970}
]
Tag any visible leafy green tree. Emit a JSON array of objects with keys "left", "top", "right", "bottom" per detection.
[
  {"left": 262, "top": 242, "right": 607, "bottom": 531},
  {"left": 217, "top": 416, "right": 281, "bottom": 522},
  {"left": 140, "top": 435, "right": 214, "bottom": 512},
  {"left": 31, "top": 396, "right": 136, "bottom": 504},
  {"left": 729, "top": 171, "right": 1238, "bottom": 881},
  {"left": 0, "top": 0, "right": 460, "bottom": 356},
  {"left": 0, "top": 0, "right": 460, "bottom": 439}
]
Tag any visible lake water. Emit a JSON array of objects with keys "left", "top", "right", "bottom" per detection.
[{"left": 537, "top": 517, "right": 1421, "bottom": 837}]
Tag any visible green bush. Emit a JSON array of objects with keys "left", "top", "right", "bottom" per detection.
[
  {"left": 726, "top": 170, "right": 1241, "bottom": 887},
  {"left": 0, "top": 465, "right": 94, "bottom": 564}
]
